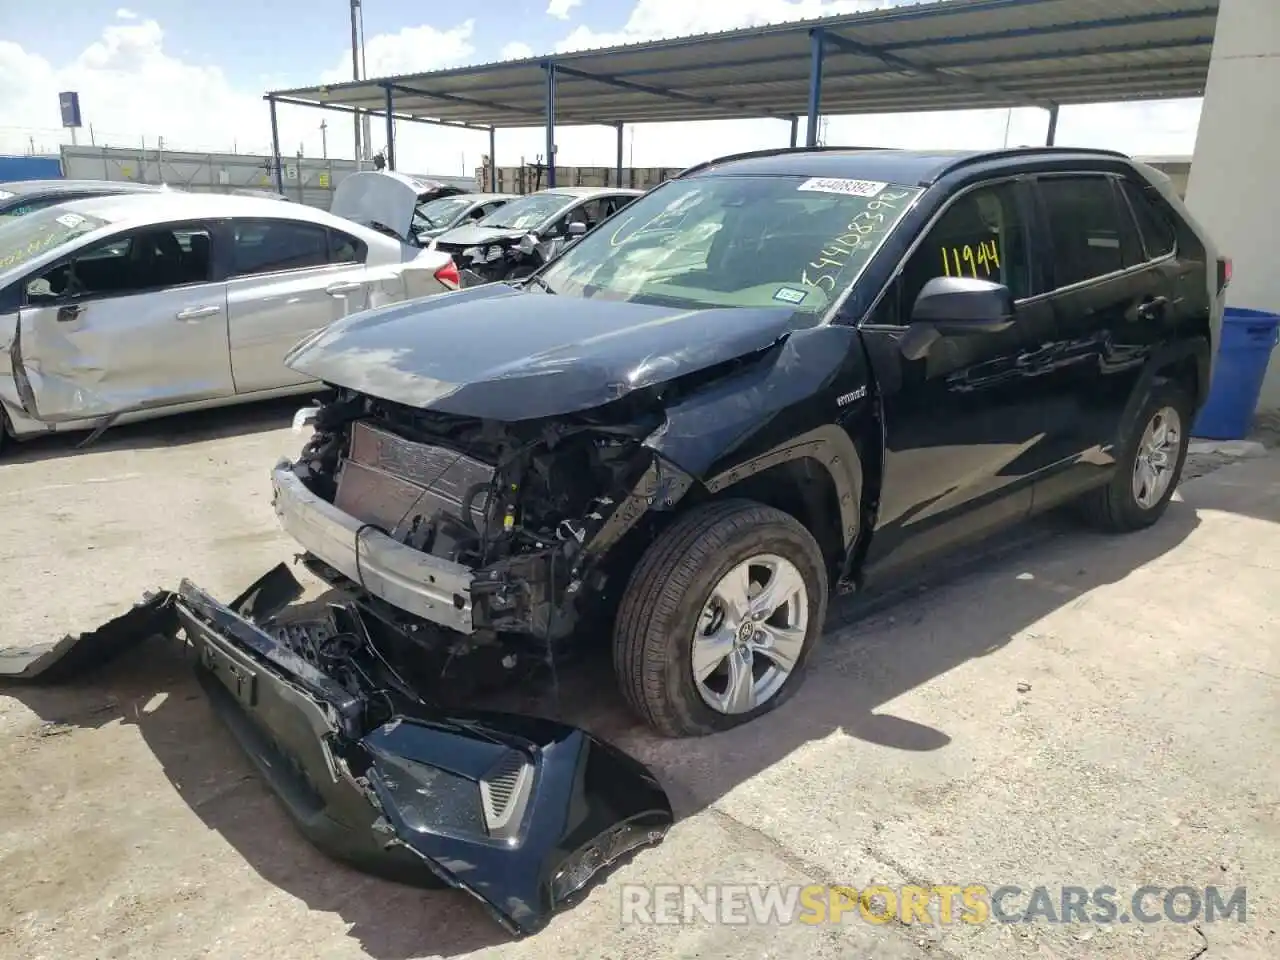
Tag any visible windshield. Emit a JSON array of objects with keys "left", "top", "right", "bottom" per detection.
[
  {"left": 536, "top": 175, "right": 922, "bottom": 312},
  {"left": 413, "top": 195, "right": 472, "bottom": 231},
  {"left": 0, "top": 193, "right": 73, "bottom": 219},
  {"left": 0, "top": 206, "right": 109, "bottom": 273},
  {"left": 477, "top": 192, "right": 572, "bottom": 231}
]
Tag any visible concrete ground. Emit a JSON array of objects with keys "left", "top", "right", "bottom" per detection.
[{"left": 1, "top": 401, "right": 1277, "bottom": 960}]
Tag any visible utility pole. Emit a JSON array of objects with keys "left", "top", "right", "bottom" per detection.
[
  {"left": 350, "top": 0, "right": 363, "bottom": 166},
  {"left": 320, "top": 119, "right": 328, "bottom": 159}
]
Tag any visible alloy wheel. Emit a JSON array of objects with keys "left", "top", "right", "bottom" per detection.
[
  {"left": 691, "top": 554, "right": 809, "bottom": 715},
  {"left": 1132, "top": 405, "right": 1182, "bottom": 509}
]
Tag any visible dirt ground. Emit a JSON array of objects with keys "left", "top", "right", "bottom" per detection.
[{"left": 1, "top": 400, "right": 1277, "bottom": 960}]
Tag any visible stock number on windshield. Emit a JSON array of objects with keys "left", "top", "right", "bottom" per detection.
[
  {"left": 800, "top": 189, "right": 915, "bottom": 293},
  {"left": 940, "top": 239, "right": 1000, "bottom": 279}
]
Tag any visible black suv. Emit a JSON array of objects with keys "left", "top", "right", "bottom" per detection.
[
  {"left": 262, "top": 144, "right": 1226, "bottom": 731},
  {"left": 25, "top": 148, "right": 1225, "bottom": 936}
]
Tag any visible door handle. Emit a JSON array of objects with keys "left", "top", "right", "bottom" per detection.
[
  {"left": 175, "top": 305, "right": 221, "bottom": 321},
  {"left": 1136, "top": 296, "right": 1169, "bottom": 321},
  {"left": 56, "top": 304, "right": 84, "bottom": 322},
  {"left": 325, "top": 281, "right": 362, "bottom": 296}
]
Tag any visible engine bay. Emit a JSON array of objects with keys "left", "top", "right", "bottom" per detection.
[{"left": 276, "top": 388, "right": 679, "bottom": 700}]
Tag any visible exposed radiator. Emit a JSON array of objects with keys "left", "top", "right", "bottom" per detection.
[{"left": 334, "top": 421, "right": 495, "bottom": 534}]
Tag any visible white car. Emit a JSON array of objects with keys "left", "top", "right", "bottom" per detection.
[{"left": 0, "top": 185, "right": 459, "bottom": 452}]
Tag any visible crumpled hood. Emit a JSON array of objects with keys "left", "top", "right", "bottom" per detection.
[
  {"left": 432, "top": 223, "right": 525, "bottom": 248},
  {"left": 284, "top": 284, "right": 801, "bottom": 421}
]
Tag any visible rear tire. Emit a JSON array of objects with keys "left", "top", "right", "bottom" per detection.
[
  {"left": 612, "top": 499, "right": 828, "bottom": 738},
  {"left": 1077, "top": 381, "right": 1192, "bottom": 532}
]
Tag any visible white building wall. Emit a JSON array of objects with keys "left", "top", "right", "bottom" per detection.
[{"left": 1184, "top": 0, "right": 1280, "bottom": 409}]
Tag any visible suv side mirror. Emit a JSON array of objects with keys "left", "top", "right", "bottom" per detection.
[
  {"left": 567, "top": 221, "right": 587, "bottom": 237},
  {"left": 910, "top": 276, "right": 1014, "bottom": 334}
]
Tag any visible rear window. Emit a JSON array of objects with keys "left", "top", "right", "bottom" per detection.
[{"left": 0, "top": 206, "right": 109, "bottom": 273}]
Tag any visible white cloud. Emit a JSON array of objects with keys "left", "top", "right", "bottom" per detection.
[
  {"left": 115, "top": 7, "right": 138, "bottom": 18},
  {"left": 0, "top": 20, "right": 273, "bottom": 155},
  {"left": 555, "top": 0, "right": 896, "bottom": 51},
  {"left": 0, "top": 5, "right": 1203, "bottom": 188},
  {"left": 318, "top": 20, "right": 475, "bottom": 82},
  {"left": 547, "top": 0, "right": 584, "bottom": 20},
  {"left": 499, "top": 41, "right": 535, "bottom": 61},
  {"left": 0, "top": 17, "right": 484, "bottom": 174}
]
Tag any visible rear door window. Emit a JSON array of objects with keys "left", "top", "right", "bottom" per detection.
[
  {"left": 1037, "top": 176, "right": 1142, "bottom": 288},
  {"left": 1118, "top": 179, "right": 1177, "bottom": 260},
  {"left": 327, "top": 228, "right": 367, "bottom": 265},
  {"left": 231, "top": 220, "right": 329, "bottom": 276}
]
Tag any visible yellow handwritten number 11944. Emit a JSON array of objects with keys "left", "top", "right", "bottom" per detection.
[{"left": 940, "top": 240, "right": 1000, "bottom": 279}]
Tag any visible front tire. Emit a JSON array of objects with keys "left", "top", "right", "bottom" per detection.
[
  {"left": 612, "top": 499, "right": 828, "bottom": 738},
  {"left": 1078, "top": 381, "right": 1192, "bottom": 532}
]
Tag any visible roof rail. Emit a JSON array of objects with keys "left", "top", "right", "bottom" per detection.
[
  {"left": 675, "top": 144, "right": 892, "bottom": 180},
  {"left": 930, "top": 145, "right": 1133, "bottom": 182}
]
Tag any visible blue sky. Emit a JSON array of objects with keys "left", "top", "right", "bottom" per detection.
[
  {"left": 1, "top": 0, "right": 1204, "bottom": 175},
  {"left": 0, "top": 0, "right": 576, "bottom": 87}
]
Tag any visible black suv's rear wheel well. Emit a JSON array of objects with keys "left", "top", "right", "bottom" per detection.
[
  {"left": 709, "top": 457, "right": 845, "bottom": 575},
  {"left": 1156, "top": 353, "right": 1200, "bottom": 408}
]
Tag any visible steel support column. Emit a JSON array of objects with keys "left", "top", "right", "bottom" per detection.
[
  {"left": 268, "top": 96, "right": 283, "bottom": 193},
  {"left": 383, "top": 84, "right": 396, "bottom": 169},
  {"left": 544, "top": 62, "right": 557, "bottom": 187},
  {"left": 489, "top": 126, "right": 497, "bottom": 191},
  {"left": 1045, "top": 103, "right": 1060, "bottom": 146},
  {"left": 806, "top": 28, "right": 825, "bottom": 148},
  {"left": 615, "top": 123, "right": 625, "bottom": 186},
  {"left": 789, "top": 116, "right": 799, "bottom": 148}
]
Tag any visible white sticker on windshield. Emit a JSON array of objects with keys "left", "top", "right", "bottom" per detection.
[
  {"left": 0, "top": 190, "right": 13, "bottom": 200},
  {"left": 56, "top": 213, "right": 86, "bottom": 228},
  {"left": 797, "top": 177, "right": 886, "bottom": 198},
  {"left": 773, "top": 286, "right": 809, "bottom": 305}
]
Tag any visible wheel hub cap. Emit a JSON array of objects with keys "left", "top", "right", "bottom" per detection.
[
  {"left": 692, "top": 554, "right": 809, "bottom": 715},
  {"left": 1132, "top": 405, "right": 1182, "bottom": 510}
]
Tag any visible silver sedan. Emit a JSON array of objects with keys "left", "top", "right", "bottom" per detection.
[{"left": 0, "top": 190, "right": 459, "bottom": 452}]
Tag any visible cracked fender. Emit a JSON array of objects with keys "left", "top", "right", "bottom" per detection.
[{"left": 644, "top": 323, "right": 873, "bottom": 550}]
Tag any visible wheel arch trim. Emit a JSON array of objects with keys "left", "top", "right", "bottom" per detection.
[{"left": 701, "top": 425, "right": 863, "bottom": 552}]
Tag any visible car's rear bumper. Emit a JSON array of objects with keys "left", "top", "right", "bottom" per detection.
[{"left": 271, "top": 463, "right": 478, "bottom": 633}]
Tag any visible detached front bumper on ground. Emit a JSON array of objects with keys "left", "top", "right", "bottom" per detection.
[{"left": 0, "top": 564, "right": 673, "bottom": 938}]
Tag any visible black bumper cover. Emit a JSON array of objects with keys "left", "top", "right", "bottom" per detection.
[{"left": 2, "top": 568, "right": 673, "bottom": 938}]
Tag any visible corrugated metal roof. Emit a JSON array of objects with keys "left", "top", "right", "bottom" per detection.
[{"left": 268, "top": 0, "right": 1217, "bottom": 129}]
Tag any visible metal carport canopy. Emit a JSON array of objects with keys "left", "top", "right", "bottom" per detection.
[{"left": 264, "top": 0, "right": 1217, "bottom": 189}]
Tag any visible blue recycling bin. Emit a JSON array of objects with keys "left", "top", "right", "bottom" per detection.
[{"left": 1192, "top": 307, "right": 1280, "bottom": 440}]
